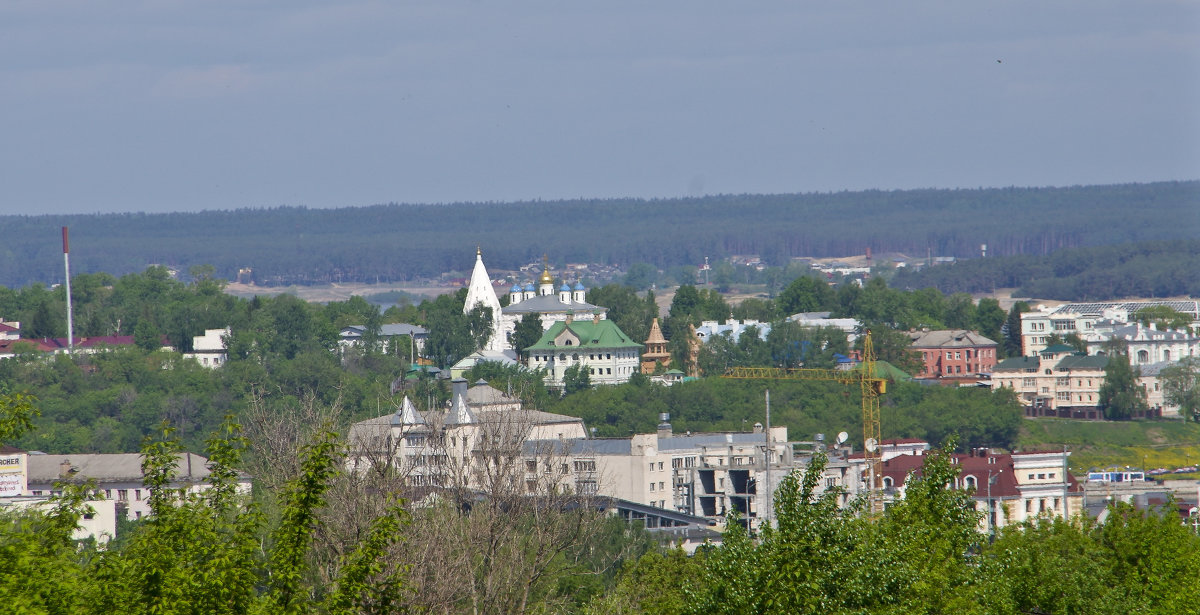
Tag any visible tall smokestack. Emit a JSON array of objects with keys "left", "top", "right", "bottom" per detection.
[{"left": 62, "top": 227, "right": 74, "bottom": 354}]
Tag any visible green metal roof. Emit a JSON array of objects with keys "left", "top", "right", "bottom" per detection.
[
  {"left": 994, "top": 356, "right": 1040, "bottom": 371},
  {"left": 525, "top": 319, "right": 643, "bottom": 351},
  {"left": 849, "top": 360, "right": 912, "bottom": 381},
  {"left": 1055, "top": 355, "right": 1109, "bottom": 370},
  {"left": 1040, "top": 344, "right": 1077, "bottom": 355}
]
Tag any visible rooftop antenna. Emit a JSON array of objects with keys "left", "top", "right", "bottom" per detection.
[{"left": 62, "top": 227, "right": 74, "bottom": 354}]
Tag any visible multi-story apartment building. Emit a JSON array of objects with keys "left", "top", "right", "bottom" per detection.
[
  {"left": 908, "top": 329, "right": 998, "bottom": 380},
  {"left": 992, "top": 345, "right": 1109, "bottom": 418},
  {"left": 1021, "top": 300, "right": 1200, "bottom": 356},
  {"left": 879, "top": 448, "right": 1083, "bottom": 533},
  {"left": 1082, "top": 321, "right": 1199, "bottom": 366}
]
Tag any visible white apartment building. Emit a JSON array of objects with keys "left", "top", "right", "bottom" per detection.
[
  {"left": 182, "top": 327, "right": 230, "bottom": 368},
  {"left": 0, "top": 450, "right": 250, "bottom": 542},
  {"left": 1021, "top": 300, "right": 1200, "bottom": 356},
  {"left": 1082, "top": 321, "right": 1199, "bottom": 366},
  {"left": 992, "top": 345, "right": 1110, "bottom": 418},
  {"left": 525, "top": 315, "right": 642, "bottom": 387}
]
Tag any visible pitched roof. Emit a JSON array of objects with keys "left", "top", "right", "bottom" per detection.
[
  {"left": 993, "top": 356, "right": 1040, "bottom": 371},
  {"left": 502, "top": 294, "right": 604, "bottom": 315},
  {"left": 1055, "top": 355, "right": 1109, "bottom": 370},
  {"left": 393, "top": 396, "right": 425, "bottom": 426},
  {"left": 27, "top": 453, "right": 213, "bottom": 484},
  {"left": 644, "top": 318, "right": 667, "bottom": 345},
  {"left": 445, "top": 393, "right": 477, "bottom": 425},
  {"left": 525, "top": 319, "right": 642, "bottom": 351},
  {"left": 1040, "top": 344, "right": 1078, "bottom": 354},
  {"left": 849, "top": 360, "right": 912, "bottom": 381},
  {"left": 909, "top": 329, "right": 998, "bottom": 348}
]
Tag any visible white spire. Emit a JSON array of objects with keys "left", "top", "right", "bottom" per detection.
[
  {"left": 391, "top": 396, "right": 425, "bottom": 426},
  {"left": 445, "top": 392, "right": 476, "bottom": 425},
  {"left": 463, "top": 248, "right": 504, "bottom": 352}
]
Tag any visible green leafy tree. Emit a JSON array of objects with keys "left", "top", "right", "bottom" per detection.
[
  {"left": 563, "top": 363, "right": 591, "bottom": 395},
  {"left": 1098, "top": 352, "right": 1147, "bottom": 420},
  {"left": 622, "top": 263, "right": 658, "bottom": 291},
  {"left": 861, "top": 326, "right": 922, "bottom": 376},
  {"left": 133, "top": 319, "right": 161, "bottom": 351},
  {"left": 1160, "top": 356, "right": 1200, "bottom": 421},
  {"left": 510, "top": 313, "right": 544, "bottom": 358},
  {"left": 974, "top": 297, "right": 1006, "bottom": 342},
  {"left": 1002, "top": 302, "right": 1029, "bottom": 357},
  {"left": 943, "top": 293, "right": 977, "bottom": 330},
  {"left": 1133, "top": 305, "right": 1194, "bottom": 331},
  {"left": 777, "top": 276, "right": 834, "bottom": 316}
]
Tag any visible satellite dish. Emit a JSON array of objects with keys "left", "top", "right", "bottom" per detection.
[
  {"left": 864, "top": 438, "right": 878, "bottom": 453},
  {"left": 836, "top": 431, "right": 849, "bottom": 445}
]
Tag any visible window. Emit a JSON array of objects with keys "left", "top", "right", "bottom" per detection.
[
  {"left": 658, "top": 462, "right": 664, "bottom": 470},
  {"left": 650, "top": 483, "right": 656, "bottom": 492},
  {"left": 649, "top": 463, "right": 655, "bottom": 472}
]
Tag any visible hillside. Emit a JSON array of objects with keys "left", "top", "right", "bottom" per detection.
[{"left": 0, "top": 181, "right": 1196, "bottom": 289}]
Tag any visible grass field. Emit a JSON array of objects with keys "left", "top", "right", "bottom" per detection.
[{"left": 1019, "top": 418, "right": 1200, "bottom": 478}]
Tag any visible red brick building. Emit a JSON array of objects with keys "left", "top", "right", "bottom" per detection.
[{"left": 908, "top": 329, "right": 998, "bottom": 380}]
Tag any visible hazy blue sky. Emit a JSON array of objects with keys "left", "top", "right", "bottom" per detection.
[{"left": 2, "top": 1, "right": 1197, "bottom": 215}]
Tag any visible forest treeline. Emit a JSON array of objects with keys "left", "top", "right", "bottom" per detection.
[
  {"left": 1, "top": 181, "right": 1196, "bottom": 288},
  {"left": 891, "top": 238, "right": 1200, "bottom": 300}
]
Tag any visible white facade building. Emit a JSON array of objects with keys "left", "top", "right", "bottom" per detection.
[
  {"left": 0, "top": 450, "right": 251, "bottom": 542},
  {"left": 525, "top": 315, "right": 642, "bottom": 386},
  {"left": 1021, "top": 300, "right": 1200, "bottom": 356},
  {"left": 182, "top": 327, "right": 230, "bottom": 368}
]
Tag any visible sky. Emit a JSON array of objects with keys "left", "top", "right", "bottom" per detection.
[{"left": 2, "top": 1, "right": 1198, "bottom": 216}]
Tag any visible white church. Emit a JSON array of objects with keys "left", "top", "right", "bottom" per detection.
[{"left": 462, "top": 249, "right": 608, "bottom": 353}]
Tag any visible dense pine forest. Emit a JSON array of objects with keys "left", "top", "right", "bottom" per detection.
[
  {"left": 1, "top": 181, "right": 1196, "bottom": 289},
  {"left": 891, "top": 239, "right": 1200, "bottom": 300}
]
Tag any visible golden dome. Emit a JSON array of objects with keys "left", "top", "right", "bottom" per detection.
[{"left": 539, "top": 266, "right": 554, "bottom": 285}]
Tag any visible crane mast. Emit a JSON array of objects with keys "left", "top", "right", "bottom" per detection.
[{"left": 723, "top": 330, "right": 886, "bottom": 513}]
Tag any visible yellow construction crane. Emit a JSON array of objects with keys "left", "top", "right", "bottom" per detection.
[{"left": 722, "top": 330, "right": 886, "bottom": 512}]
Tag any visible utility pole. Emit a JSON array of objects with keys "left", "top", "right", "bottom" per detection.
[
  {"left": 62, "top": 227, "right": 74, "bottom": 355},
  {"left": 763, "top": 389, "right": 771, "bottom": 529}
]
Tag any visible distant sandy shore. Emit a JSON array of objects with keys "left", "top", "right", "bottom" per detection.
[{"left": 223, "top": 282, "right": 453, "bottom": 304}]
